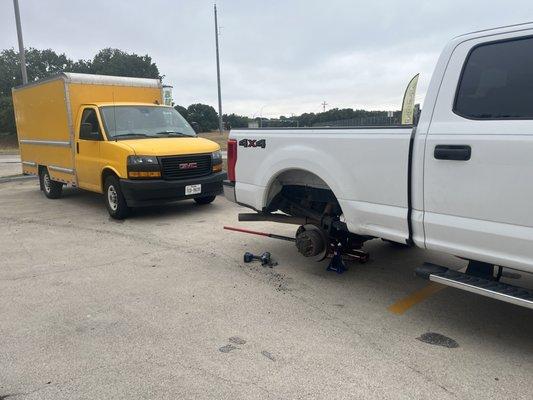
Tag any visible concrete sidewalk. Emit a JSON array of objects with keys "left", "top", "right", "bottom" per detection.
[{"left": 0, "top": 154, "right": 23, "bottom": 179}]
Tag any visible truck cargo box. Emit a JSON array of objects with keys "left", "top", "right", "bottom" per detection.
[{"left": 12, "top": 73, "right": 162, "bottom": 185}]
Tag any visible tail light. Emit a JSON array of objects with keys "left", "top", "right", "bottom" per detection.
[{"left": 227, "top": 139, "right": 237, "bottom": 182}]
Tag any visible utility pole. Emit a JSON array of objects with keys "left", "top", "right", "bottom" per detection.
[
  {"left": 259, "top": 106, "right": 265, "bottom": 128},
  {"left": 214, "top": 4, "right": 223, "bottom": 134},
  {"left": 13, "top": 0, "right": 28, "bottom": 84},
  {"left": 321, "top": 101, "right": 328, "bottom": 112}
]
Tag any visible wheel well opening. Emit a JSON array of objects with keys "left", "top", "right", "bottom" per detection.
[
  {"left": 265, "top": 169, "right": 342, "bottom": 219},
  {"left": 101, "top": 168, "right": 118, "bottom": 190}
]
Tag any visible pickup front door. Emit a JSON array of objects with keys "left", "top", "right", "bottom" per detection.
[
  {"left": 423, "top": 33, "right": 533, "bottom": 271},
  {"left": 76, "top": 107, "right": 104, "bottom": 192}
]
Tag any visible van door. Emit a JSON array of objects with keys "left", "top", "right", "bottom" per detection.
[
  {"left": 76, "top": 107, "right": 104, "bottom": 192},
  {"left": 423, "top": 33, "right": 533, "bottom": 271}
]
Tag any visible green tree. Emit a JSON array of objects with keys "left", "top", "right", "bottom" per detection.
[
  {"left": 0, "top": 96, "right": 15, "bottom": 134},
  {"left": 223, "top": 113, "right": 249, "bottom": 128},
  {"left": 74, "top": 48, "right": 161, "bottom": 79},
  {"left": 0, "top": 47, "right": 162, "bottom": 136},
  {"left": 186, "top": 103, "right": 219, "bottom": 132},
  {"left": 0, "top": 48, "right": 72, "bottom": 97},
  {"left": 174, "top": 105, "right": 189, "bottom": 121},
  {"left": 0, "top": 48, "right": 74, "bottom": 135}
]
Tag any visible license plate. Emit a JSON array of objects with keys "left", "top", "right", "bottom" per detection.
[{"left": 185, "top": 184, "right": 201, "bottom": 195}]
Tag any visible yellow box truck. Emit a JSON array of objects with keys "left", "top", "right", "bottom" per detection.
[{"left": 12, "top": 73, "right": 225, "bottom": 219}]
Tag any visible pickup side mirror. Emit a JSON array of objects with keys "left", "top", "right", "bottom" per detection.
[{"left": 80, "top": 123, "right": 101, "bottom": 141}]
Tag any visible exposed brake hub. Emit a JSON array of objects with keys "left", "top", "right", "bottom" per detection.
[
  {"left": 296, "top": 224, "right": 369, "bottom": 273},
  {"left": 295, "top": 224, "right": 329, "bottom": 261},
  {"left": 223, "top": 224, "right": 369, "bottom": 274}
]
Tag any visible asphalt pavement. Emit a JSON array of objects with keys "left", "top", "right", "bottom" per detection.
[{"left": 0, "top": 172, "right": 532, "bottom": 399}]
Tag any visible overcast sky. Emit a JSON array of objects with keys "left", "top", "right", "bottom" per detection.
[{"left": 1, "top": 0, "right": 531, "bottom": 117}]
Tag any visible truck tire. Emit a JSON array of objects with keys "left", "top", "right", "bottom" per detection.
[
  {"left": 40, "top": 167, "right": 63, "bottom": 199},
  {"left": 104, "top": 175, "right": 130, "bottom": 219},
  {"left": 194, "top": 195, "right": 216, "bottom": 205}
]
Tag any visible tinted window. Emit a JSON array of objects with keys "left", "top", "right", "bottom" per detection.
[
  {"left": 80, "top": 108, "right": 101, "bottom": 140},
  {"left": 454, "top": 37, "right": 533, "bottom": 119}
]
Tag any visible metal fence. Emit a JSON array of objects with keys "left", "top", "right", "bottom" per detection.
[{"left": 313, "top": 116, "right": 401, "bottom": 127}]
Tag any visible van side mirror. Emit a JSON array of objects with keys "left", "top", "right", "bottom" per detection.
[{"left": 191, "top": 121, "right": 200, "bottom": 133}]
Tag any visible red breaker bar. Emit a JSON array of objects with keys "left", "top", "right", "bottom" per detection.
[{"left": 223, "top": 226, "right": 296, "bottom": 242}]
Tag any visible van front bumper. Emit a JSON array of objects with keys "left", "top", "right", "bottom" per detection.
[{"left": 120, "top": 172, "right": 227, "bottom": 207}]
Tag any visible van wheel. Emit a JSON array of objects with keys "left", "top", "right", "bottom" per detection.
[
  {"left": 194, "top": 195, "right": 216, "bottom": 205},
  {"left": 40, "top": 168, "right": 63, "bottom": 199},
  {"left": 104, "top": 175, "right": 130, "bottom": 219}
]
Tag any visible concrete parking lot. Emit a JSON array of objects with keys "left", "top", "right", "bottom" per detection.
[{"left": 1, "top": 173, "right": 532, "bottom": 399}]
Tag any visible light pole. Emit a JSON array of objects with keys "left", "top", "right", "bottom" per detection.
[
  {"left": 214, "top": 4, "right": 223, "bottom": 134},
  {"left": 13, "top": 0, "right": 28, "bottom": 84},
  {"left": 259, "top": 106, "right": 265, "bottom": 128}
]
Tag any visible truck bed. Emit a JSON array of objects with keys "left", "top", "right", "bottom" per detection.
[{"left": 230, "top": 126, "right": 413, "bottom": 243}]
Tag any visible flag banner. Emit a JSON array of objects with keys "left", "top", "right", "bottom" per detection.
[{"left": 401, "top": 74, "right": 419, "bottom": 125}]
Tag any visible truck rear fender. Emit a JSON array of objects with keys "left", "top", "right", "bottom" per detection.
[
  {"left": 261, "top": 154, "right": 349, "bottom": 218},
  {"left": 258, "top": 144, "right": 350, "bottom": 209}
]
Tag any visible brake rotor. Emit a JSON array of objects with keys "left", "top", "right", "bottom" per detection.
[{"left": 295, "top": 224, "right": 330, "bottom": 261}]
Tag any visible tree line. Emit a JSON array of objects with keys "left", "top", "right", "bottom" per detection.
[
  {"left": 1, "top": 47, "right": 401, "bottom": 137},
  {"left": 175, "top": 107, "right": 401, "bottom": 131},
  {"left": 0, "top": 48, "right": 160, "bottom": 136}
]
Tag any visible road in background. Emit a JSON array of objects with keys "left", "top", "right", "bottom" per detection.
[
  {"left": 0, "top": 154, "right": 23, "bottom": 178},
  {"left": 0, "top": 179, "right": 532, "bottom": 399}
]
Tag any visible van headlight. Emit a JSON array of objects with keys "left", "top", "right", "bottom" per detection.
[
  {"left": 127, "top": 155, "right": 161, "bottom": 179},
  {"left": 128, "top": 155, "right": 159, "bottom": 165},
  {"left": 212, "top": 150, "right": 223, "bottom": 172}
]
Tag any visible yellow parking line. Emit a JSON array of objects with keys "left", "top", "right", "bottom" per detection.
[{"left": 388, "top": 282, "right": 446, "bottom": 315}]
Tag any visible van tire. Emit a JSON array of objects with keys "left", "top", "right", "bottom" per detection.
[
  {"left": 194, "top": 195, "right": 216, "bottom": 205},
  {"left": 40, "top": 167, "right": 63, "bottom": 199},
  {"left": 104, "top": 175, "right": 130, "bottom": 219}
]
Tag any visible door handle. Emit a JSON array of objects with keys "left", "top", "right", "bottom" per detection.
[
  {"left": 76, "top": 142, "right": 79, "bottom": 154},
  {"left": 434, "top": 145, "right": 471, "bottom": 161}
]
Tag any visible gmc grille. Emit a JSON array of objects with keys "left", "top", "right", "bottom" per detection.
[{"left": 160, "top": 154, "right": 212, "bottom": 180}]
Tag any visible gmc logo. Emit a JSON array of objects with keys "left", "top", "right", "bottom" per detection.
[{"left": 179, "top": 162, "right": 198, "bottom": 170}]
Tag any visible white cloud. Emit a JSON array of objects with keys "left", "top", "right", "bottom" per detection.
[{"left": 1, "top": 0, "right": 531, "bottom": 116}]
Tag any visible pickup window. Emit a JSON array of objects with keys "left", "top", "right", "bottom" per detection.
[{"left": 454, "top": 36, "right": 533, "bottom": 120}]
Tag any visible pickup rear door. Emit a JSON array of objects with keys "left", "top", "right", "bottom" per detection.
[{"left": 423, "top": 32, "right": 533, "bottom": 271}]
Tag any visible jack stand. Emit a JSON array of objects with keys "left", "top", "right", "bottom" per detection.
[{"left": 326, "top": 243, "right": 348, "bottom": 274}]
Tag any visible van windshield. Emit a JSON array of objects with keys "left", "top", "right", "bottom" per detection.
[{"left": 100, "top": 106, "right": 196, "bottom": 139}]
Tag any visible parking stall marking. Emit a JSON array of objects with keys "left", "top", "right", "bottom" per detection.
[{"left": 388, "top": 282, "right": 446, "bottom": 315}]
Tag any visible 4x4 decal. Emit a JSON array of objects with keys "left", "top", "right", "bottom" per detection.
[{"left": 239, "top": 139, "right": 266, "bottom": 149}]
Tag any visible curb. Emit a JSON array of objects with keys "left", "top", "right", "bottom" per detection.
[{"left": 0, "top": 174, "right": 37, "bottom": 184}]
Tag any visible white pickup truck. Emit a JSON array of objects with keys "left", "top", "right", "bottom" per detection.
[{"left": 224, "top": 23, "right": 533, "bottom": 309}]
